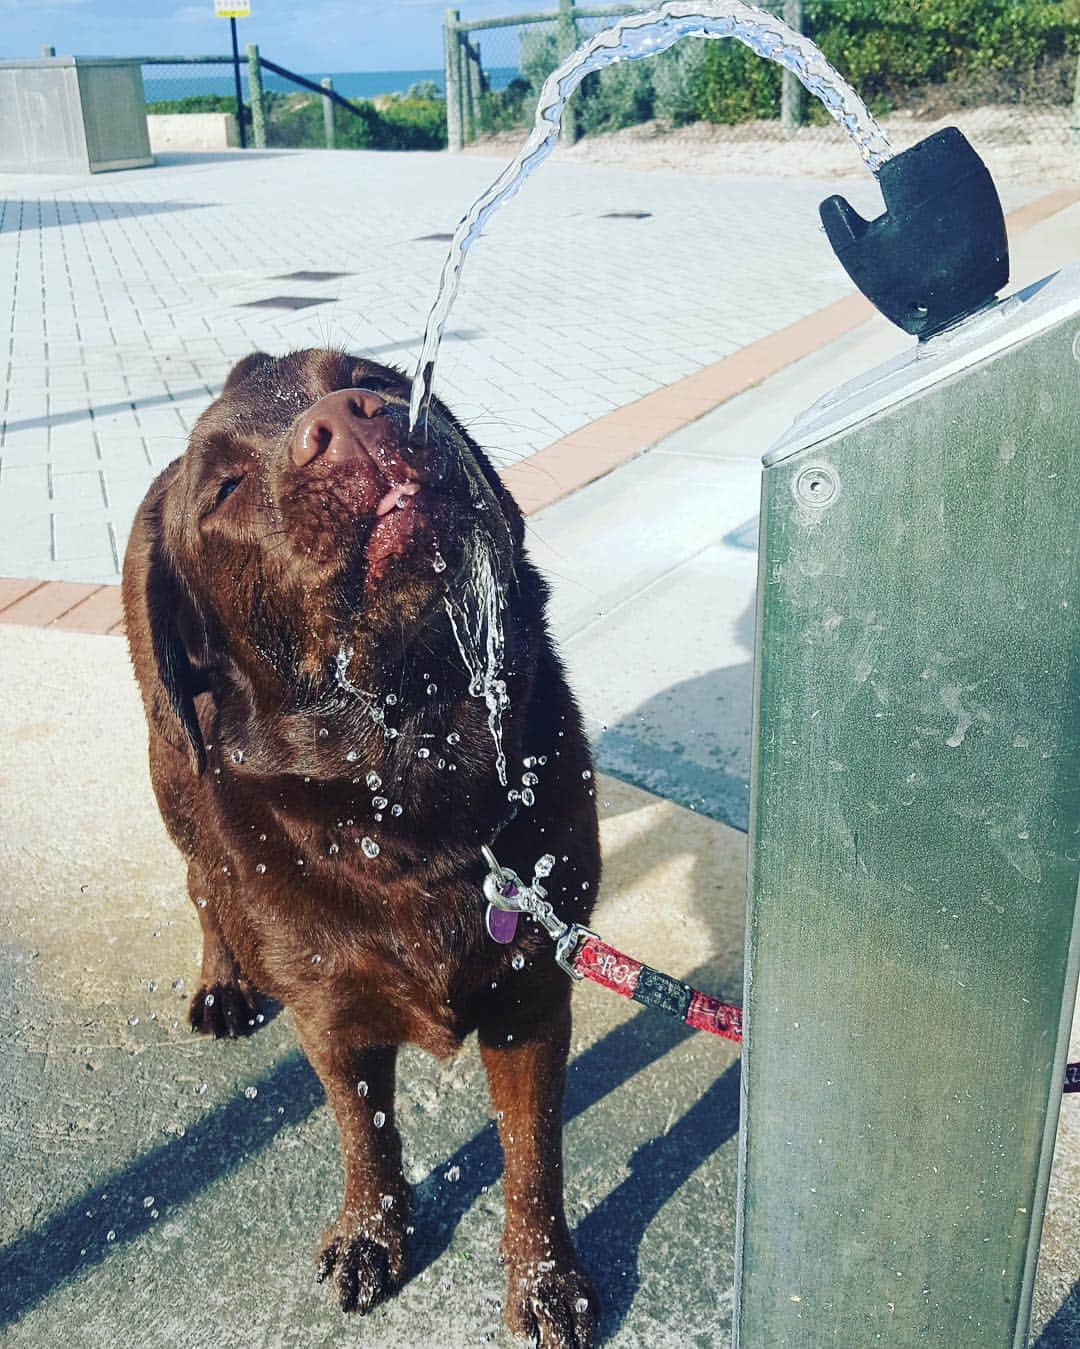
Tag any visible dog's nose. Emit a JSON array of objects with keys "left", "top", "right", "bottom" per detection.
[{"left": 290, "top": 389, "right": 389, "bottom": 469}]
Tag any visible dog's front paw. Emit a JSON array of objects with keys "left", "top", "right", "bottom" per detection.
[
  {"left": 505, "top": 1258, "right": 598, "bottom": 1348},
  {"left": 315, "top": 1214, "right": 407, "bottom": 1315},
  {"left": 188, "top": 979, "right": 260, "bottom": 1038}
]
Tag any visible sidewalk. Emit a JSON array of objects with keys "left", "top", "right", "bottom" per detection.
[
  {"left": 0, "top": 147, "right": 1037, "bottom": 584},
  {"left": 0, "top": 152, "right": 1077, "bottom": 1346}
]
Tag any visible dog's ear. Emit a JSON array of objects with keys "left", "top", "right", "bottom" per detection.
[
  {"left": 122, "top": 467, "right": 209, "bottom": 775},
  {"left": 223, "top": 352, "right": 273, "bottom": 394}
]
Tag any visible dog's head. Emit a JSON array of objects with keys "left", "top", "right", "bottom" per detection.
[{"left": 123, "top": 348, "right": 533, "bottom": 779}]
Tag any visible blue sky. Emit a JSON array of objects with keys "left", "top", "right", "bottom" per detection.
[{"left": 2, "top": 0, "right": 519, "bottom": 71}]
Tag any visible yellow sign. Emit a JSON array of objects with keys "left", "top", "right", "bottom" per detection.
[{"left": 214, "top": 0, "right": 251, "bottom": 16}]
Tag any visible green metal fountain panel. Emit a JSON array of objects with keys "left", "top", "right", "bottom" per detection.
[{"left": 736, "top": 271, "right": 1080, "bottom": 1348}]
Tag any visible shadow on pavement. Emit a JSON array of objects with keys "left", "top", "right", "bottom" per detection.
[
  {"left": 0, "top": 201, "right": 211, "bottom": 233},
  {"left": 594, "top": 595, "right": 756, "bottom": 835},
  {"left": 1034, "top": 1280, "right": 1080, "bottom": 1347},
  {"left": 0, "top": 962, "right": 738, "bottom": 1342}
]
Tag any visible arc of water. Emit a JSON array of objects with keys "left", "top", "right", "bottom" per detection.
[{"left": 408, "top": 0, "right": 892, "bottom": 437}]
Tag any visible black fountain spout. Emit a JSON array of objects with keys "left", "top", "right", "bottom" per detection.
[{"left": 819, "top": 127, "right": 1009, "bottom": 341}]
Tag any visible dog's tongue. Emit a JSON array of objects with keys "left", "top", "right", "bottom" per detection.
[{"left": 375, "top": 479, "right": 422, "bottom": 518}]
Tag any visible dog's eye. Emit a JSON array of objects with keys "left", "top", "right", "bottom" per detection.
[
  {"left": 353, "top": 374, "right": 399, "bottom": 394},
  {"left": 206, "top": 476, "right": 244, "bottom": 515}
]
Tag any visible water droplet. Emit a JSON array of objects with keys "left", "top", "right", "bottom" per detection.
[
  {"left": 318, "top": 727, "right": 329, "bottom": 738},
  {"left": 258, "top": 833, "right": 267, "bottom": 842},
  {"left": 521, "top": 789, "right": 535, "bottom": 807},
  {"left": 381, "top": 1194, "right": 395, "bottom": 1211},
  {"left": 172, "top": 978, "right": 185, "bottom": 993},
  {"left": 244, "top": 1086, "right": 258, "bottom": 1100},
  {"left": 534, "top": 854, "right": 555, "bottom": 878},
  {"left": 522, "top": 771, "right": 539, "bottom": 786},
  {"left": 204, "top": 993, "right": 215, "bottom": 1007},
  {"left": 196, "top": 897, "right": 207, "bottom": 908},
  {"left": 575, "top": 1297, "right": 590, "bottom": 1313},
  {"left": 507, "top": 789, "right": 521, "bottom": 802},
  {"left": 385, "top": 693, "right": 398, "bottom": 706},
  {"left": 417, "top": 747, "right": 430, "bottom": 759},
  {"left": 582, "top": 770, "right": 592, "bottom": 780},
  {"left": 523, "top": 756, "right": 536, "bottom": 768},
  {"left": 372, "top": 796, "right": 388, "bottom": 810},
  {"left": 143, "top": 1195, "right": 155, "bottom": 1208},
  {"left": 150, "top": 1209, "right": 159, "bottom": 1220},
  {"left": 445, "top": 1165, "right": 461, "bottom": 1183},
  {"left": 106, "top": 1229, "right": 116, "bottom": 1242},
  {"left": 230, "top": 748, "right": 244, "bottom": 764},
  {"left": 195, "top": 1082, "right": 208, "bottom": 1096},
  {"left": 127, "top": 1015, "right": 139, "bottom": 1026},
  {"left": 361, "top": 837, "right": 380, "bottom": 859},
  {"left": 432, "top": 550, "right": 447, "bottom": 573},
  {"left": 511, "top": 953, "right": 525, "bottom": 971},
  {"left": 328, "top": 842, "right": 340, "bottom": 856},
  {"left": 366, "top": 772, "right": 382, "bottom": 790},
  {"left": 346, "top": 750, "right": 359, "bottom": 763},
  {"left": 538, "top": 755, "right": 548, "bottom": 766},
  {"left": 391, "top": 804, "right": 403, "bottom": 817},
  {"left": 446, "top": 732, "right": 460, "bottom": 745},
  {"left": 373, "top": 1110, "right": 386, "bottom": 1128},
  {"left": 426, "top": 682, "right": 438, "bottom": 695},
  {"left": 311, "top": 953, "right": 322, "bottom": 964},
  {"left": 146, "top": 979, "right": 158, "bottom": 993},
  {"left": 357, "top": 1080, "right": 369, "bottom": 1097},
  {"left": 255, "top": 862, "right": 266, "bottom": 874}
]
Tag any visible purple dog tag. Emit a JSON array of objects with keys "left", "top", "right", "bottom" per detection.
[{"left": 485, "top": 904, "right": 520, "bottom": 944}]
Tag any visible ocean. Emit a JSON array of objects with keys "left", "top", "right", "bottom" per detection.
[{"left": 143, "top": 66, "right": 520, "bottom": 104}]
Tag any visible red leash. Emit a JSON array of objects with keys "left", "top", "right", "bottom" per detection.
[{"left": 480, "top": 846, "right": 1078, "bottom": 1093}]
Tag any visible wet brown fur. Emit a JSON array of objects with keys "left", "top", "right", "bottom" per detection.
[{"left": 122, "top": 349, "right": 600, "bottom": 1345}]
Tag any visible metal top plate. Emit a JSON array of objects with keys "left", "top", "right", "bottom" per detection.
[{"left": 763, "top": 263, "right": 1080, "bottom": 467}]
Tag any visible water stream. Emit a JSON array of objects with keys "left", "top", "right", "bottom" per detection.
[
  {"left": 408, "top": 0, "right": 891, "bottom": 437},
  {"left": 417, "top": 0, "right": 892, "bottom": 788}
]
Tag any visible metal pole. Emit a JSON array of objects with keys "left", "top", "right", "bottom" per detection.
[
  {"left": 780, "top": 0, "right": 803, "bottom": 133},
  {"left": 557, "top": 0, "right": 580, "bottom": 143},
  {"left": 459, "top": 33, "right": 474, "bottom": 143},
  {"left": 443, "top": 8, "right": 464, "bottom": 152},
  {"left": 465, "top": 39, "right": 482, "bottom": 139},
  {"left": 229, "top": 16, "right": 246, "bottom": 149},
  {"left": 321, "top": 77, "right": 335, "bottom": 149},
  {"left": 246, "top": 43, "right": 266, "bottom": 149},
  {"left": 1071, "top": 47, "right": 1080, "bottom": 146}
]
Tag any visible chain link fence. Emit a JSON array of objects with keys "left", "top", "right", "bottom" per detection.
[{"left": 446, "top": 1, "right": 1080, "bottom": 168}]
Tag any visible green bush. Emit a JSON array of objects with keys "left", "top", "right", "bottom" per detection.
[
  {"left": 145, "top": 94, "right": 239, "bottom": 115},
  {"left": 804, "top": 0, "right": 1080, "bottom": 112},
  {"left": 376, "top": 95, "right": 447, "bottom": 149},
  {"left": 476, "top": 0, "right": 1080, "bottom": 135}
]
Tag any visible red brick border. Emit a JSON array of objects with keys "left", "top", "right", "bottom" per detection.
[
  {"left": 4, "top": 185, "right": 1077, "bottom": 637},
  {"left": 0, "top": 579, "right": 124, "bottom": 635}
]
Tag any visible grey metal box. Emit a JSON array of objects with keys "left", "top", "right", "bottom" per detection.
[
  {"left": 736, "top": 266, "right": 1080, "bottom": 1347},
  {"left": 0, "top": 57, "right": 153, "bottom": 174}
]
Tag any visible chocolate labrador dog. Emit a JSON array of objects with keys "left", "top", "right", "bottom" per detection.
[{"left": 122, "top": 349, "right": 600, "bottom": 1346}]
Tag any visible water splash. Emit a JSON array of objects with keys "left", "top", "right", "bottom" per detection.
[
  {"left": 408, "top": 0, "right": 891, "bottom": 436},
  {"left": 443, "top": 526, "right": 510, "bottom": 785}
]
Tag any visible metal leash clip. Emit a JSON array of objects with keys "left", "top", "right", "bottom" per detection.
[{"left": 480, "top": 844, "right": 595, "bottom": 979}]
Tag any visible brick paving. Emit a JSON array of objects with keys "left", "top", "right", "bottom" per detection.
[{"left": 0, "top": 149, "right": 1035, "bottom": 584}]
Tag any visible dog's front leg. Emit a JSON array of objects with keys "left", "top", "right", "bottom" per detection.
[
  {"left": 296, "top": 1028, "right": 409, "bottom": 1314},
  {"left": 479, "top": 999, "right": 598, "bottom": 1348}
]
